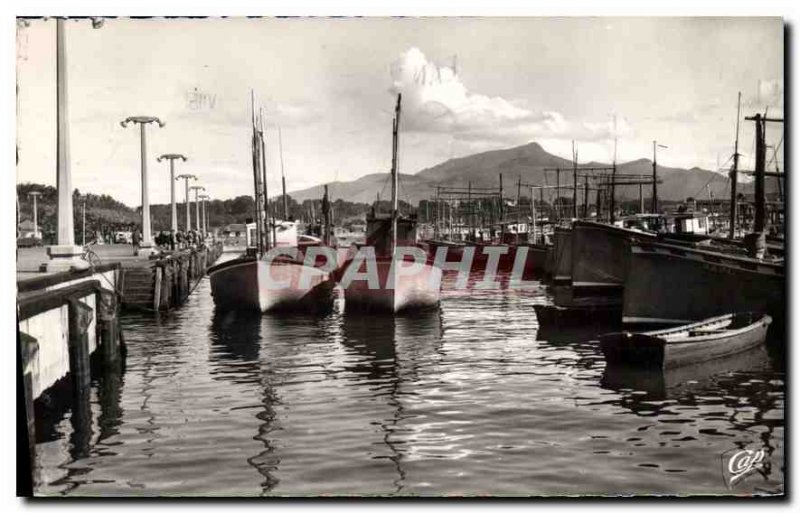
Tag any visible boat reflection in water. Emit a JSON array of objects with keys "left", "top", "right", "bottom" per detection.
[
  {"left": 600, "top": 344, "right": 774, "bottom": 401},
  {"left": 341, "top": 310, "right": 443, "bottom": 494},
  {"left": 207, "top": 304, "right": 443, "bottom": 495}
]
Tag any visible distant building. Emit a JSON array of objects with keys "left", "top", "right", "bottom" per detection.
[
  {"left": 18, "top": 219, "right": 38, "bottom": 238},
  {"left": 221, "top": 223, "right": 248, "bottom": 247}
]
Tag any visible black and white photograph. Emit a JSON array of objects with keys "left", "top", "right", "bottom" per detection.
[{"left": 12, "top": 8, "right": 790, "bottom": 500}]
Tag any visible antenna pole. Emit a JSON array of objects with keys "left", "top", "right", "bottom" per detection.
[
  {"left": 390, "top": 94, "right": 401, "bottom": 256},
  {"left": 279, "top": 126, "right": 289, "bottom": 220},
  {"left": 572, "top": 141, "right": 578, "bottom": 219},
  {"left": 652, "top": 141, "right": 658, "bottom": 214},
  {"left": 610, "top": 139, "right": 617, "bottom": 223},
  {"left": 516, "top": 176, "right": 522, "bottom": 243},
  {"left": 729, "top": 92, "right": 741, "bottom": 239}
]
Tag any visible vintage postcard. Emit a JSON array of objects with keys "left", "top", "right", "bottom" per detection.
[{"left": 15, "top": 16, "right": 785, "bottom": 498}]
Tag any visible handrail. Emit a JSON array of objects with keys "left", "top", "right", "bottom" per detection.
[
  {"left": 17, "top": 263, "right": 120, "bottom": 294},
  {"left": 18, "top": 279, "right": 109, "bottom": 321}
]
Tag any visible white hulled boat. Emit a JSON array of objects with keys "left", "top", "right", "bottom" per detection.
[
  {"left": 341, "top": 94, "right": 442, "bottom": 313},
  {"left": 209, "top": 93, "right": 335, "bottom": 313}
]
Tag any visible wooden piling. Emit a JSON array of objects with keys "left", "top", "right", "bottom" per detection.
[
  {"left": 120, "top": 243, "right": 222, "bottom": 311},
  {"left": 67, "top": 297, "right": 94, "bottom": 459},
  {"left": 153, "top": 266, "right": 162, "bottom": 310},
  {"left": 19, "top": 330, "right": 38, "bottom": 490},
  {"left": 67, "top": 298, "right": 93, "bottom": 399},
  {"left": 97, "top": 290, "right": 120, "bottom": 369}
]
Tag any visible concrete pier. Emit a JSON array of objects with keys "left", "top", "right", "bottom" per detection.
[{"left": 17, "top": 241, "right": 222, "bottom": 492}]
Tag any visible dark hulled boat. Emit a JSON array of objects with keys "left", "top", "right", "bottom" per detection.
[
  {"left": 551, "top": 226, "right": 573, "bottom": 286},
  {"left": 570, "top": 220, "right": 655, "bottom": 294},
  {"left": 622, "top": 240, "right": 784, "bottom": 325}
]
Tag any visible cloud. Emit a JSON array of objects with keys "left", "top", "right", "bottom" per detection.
[{"left": 388, "top": 48, "right": 630, "bottom": 149}]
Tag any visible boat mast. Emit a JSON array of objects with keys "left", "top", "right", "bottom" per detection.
[
  {"left": 652, "top": 141, "right": 658, "bottom": 214},
  {"left": 728, "top": 92, "right": 741, "bottom": 239},
  {"left": 610, "top": 138, "right": 617, "bottom": 223},
  {"left": 750, "top": 113, "right": 767, "bottom": 234},
  {"left": 433, "top": 187, "right": 439, "bottom": 239},
  {"left": 250, "top": 91, "right": 263, "bottom": 255},
  {"left": 390, "top": 93, "right": 401, "bottom": 257},
  {"left": 583, "top": 178, "right": 589, "bottom": 219},
  {"left": 516, "top": 176, "right": 521, "bottom": 244},
  {"left": 499, "top": 173, "right": 504, "bottom": 241},
  {"left": 467, "top": 182, "right": 472, "bottom": 240},
  {"left": 278, "top": 126, "right": 289, "bottom": 220},
  {"left": 555, "top": 169, "right": 560, "bottom": 221},
  {"left": 530, "top": 186, "right": 537, "bottom": 243},
  {"left": 322, "top": 184, "right": 330, "bottom": 246},
  {"left": 259, "top": 108, "right": 271, "bottom": 250},
  {"left": 572, "top": 141, "right": 578, "bottom": 219}
]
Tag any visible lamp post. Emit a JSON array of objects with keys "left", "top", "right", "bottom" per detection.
[
  {"left": 46, "top": 18, "right": 104, "bottom": 270},
  {"left": 199, "top": 194, "right": 210, "bottom": 236},
  {"left": 190, "top": 185, "right": 205, "bottom": 237},
  {"left": 82, "top": 196, "right": 86, "bottom": 246},
  {"left": 652, "top": 140, "right": 668, "bottom": 214},
  {"left": 157, "top": 153, "right": 188, "bottom": 236},
  {"left": 28, "top": 191, "right": 41, "bottom": 240},
  {"left": 121, "top": 116, "right": 165, "bottom": 257},
  {"left": 176, "top": 174, "right": 197, "bottom": 231}
]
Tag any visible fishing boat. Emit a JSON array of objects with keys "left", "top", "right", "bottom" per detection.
[
  {"left": 209, "top": 93, "right": 335, "bottom": 313},
  {"left": 550, "top": 226, "right": 573, "bottom": 286},
  {"left": 570, "top": 220, "right": 655, "bottom": 294},
  {"left": 208, "top": 252, "right": 334, "bottom": 313},
  {"left": 341, "top": 94, "right": 443, "bottom": 313},
  {"left": 622, "top": 240, "right": 784, "bottom": 325},
  {"left": 599, "top": 312, "right": 772, "bottom": 370},
  {"left": 509, "top": 241, "right": 550, "bottom": 278},
  {"left": 622, "top": 104, "right": 785, "bottom": 325},
  {"left": 424, "top": 238, "right": 468, "bottom": 264}
]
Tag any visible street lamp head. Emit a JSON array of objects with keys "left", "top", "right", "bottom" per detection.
[
  {"left": 28, "top": 191, "right": 42, "bottom": 197},
  {"left": 158, "top": 153, "right": 188, "bottom": 163},
  {"left": 121, "top": 116, "right": 166, "bottom": 128},
  {"left": 176, "top": 174, "right": 197, "bottom": 181}
]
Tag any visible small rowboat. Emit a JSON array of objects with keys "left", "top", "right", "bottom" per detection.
[{"left": 599, "top": 312, "right": 772, "bottom": 370}]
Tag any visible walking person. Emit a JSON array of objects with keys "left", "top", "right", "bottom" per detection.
[{"left": 132, "top": 229, "right": 141, "bottom": 256}]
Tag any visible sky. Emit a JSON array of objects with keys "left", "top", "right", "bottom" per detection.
[{"left": 16, "top": 17, "right": 784, "bottom": 207}]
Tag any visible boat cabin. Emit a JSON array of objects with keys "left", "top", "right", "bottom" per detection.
[
  {"left": 669, "top": 212, "right": 710, "bottom": 235},
  {"left": 616, "top": 212, "right": 710, "bottom": 235},
  {"left": 244, "top": 220, "right": 300, "bottom": 249},
  {"left": 366, "top": 212, "right": 419, "bottom": 256}
]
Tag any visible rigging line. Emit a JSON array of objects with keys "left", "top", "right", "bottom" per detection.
[
  {"left": 766, "top": 132, "right": 784, "bottom": 171},
  {"left": 378, "top": 173, "right": 391, "bottom": 206},
  {"left": 714, "top": 153, "right": 734, "bottom": 174},
  {"left": 692, "top": 169, "right": 723, "bottom": 202}
]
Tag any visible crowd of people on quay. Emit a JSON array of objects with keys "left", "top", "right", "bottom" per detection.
[{"left": 127, "top": 228, "right": 215, "bottom": 256}]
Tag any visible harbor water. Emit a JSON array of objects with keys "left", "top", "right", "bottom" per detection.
[{"left": 33, "top": 264, "right": 785, "bottom": 496}]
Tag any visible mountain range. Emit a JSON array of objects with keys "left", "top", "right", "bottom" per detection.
[{"left": 288, "top": 142, "right": 739, "bottom": 205}]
